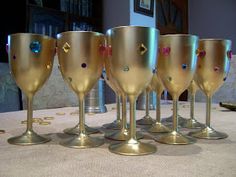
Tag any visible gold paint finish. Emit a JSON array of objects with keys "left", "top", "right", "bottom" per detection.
[
  {"left": 107, "top": 26, "right": 159, "bottom": 155},
  {"left": 57, "top": 31, "right": 104, "bottom": 148},
  {"left": 189, "top": 39, "right": 231, "bottom": 139},
  {"left": 156, "top": 34, "right": 198, "bottom": 145},
  {"left": 7, "top": 33, "right": 55, "bottom": 145}
]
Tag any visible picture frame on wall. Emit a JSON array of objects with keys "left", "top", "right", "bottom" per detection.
[{"left": 134, "top": 0, "right": 154, "bottom": 17}]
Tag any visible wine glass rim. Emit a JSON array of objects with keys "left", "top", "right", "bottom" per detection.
[
  {"left": 160, "top": 34, "right": 198, "bottom": 38},
  {"left": 199, "top": 38, "right": 231, "bottom": 42},
  {"left": 56, "top": 31, "right": 104, "bottom": 37},
  {"left": 106, "top": 25, "right": 159, "bottom": 33},
  {"left": 8, "top": 33, "right": 55, "bottom": 40}
]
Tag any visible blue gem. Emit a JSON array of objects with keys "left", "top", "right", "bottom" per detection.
[
  {"left": 152, "top": 67, "right": 157, "bottom": 74},
  {"left": 182, "top": 64, "right": 187, "bottom": 69},
  {"left": 30, "top": 41, "right": 41, "bottom": 54},
  {"left": 123, "top": 66, "right": 129, "bottom": 72}
]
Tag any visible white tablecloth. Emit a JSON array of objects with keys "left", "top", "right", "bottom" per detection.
[{"left": 0, "top": 102, "right": 236, "bottom": 177}]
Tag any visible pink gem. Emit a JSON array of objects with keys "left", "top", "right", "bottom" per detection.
[
  {"left": 214, "top": 66, "right": 220, "bottom": 72},
  {"left": 227, "top": 50, "right": 233, "bottom": 60},
  {"left": 161, "top": 47, "right": 171, "bottom": 56}
]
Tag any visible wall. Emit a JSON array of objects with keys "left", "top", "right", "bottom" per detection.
[
  {"left": 130, "top": 0, "right": 156, "bottom": 27},
  {"left": 188, "top": 0, "right": 236, "bottom": 54},
  {"left": 103, "top": 0, "right": 130, "bottom": 33}
]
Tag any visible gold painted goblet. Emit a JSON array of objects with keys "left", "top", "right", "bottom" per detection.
[
  {"left": 7, "top": 33, "right": 55, "bottom": 145},
  {"left": 148, "top": 72, "right": 170, "bottom": 133},
  {"left": 57, "top": 31, "right": 104, "bottom": 148},
  {"left": 136, "top": 87, "right": 155, "bottom": 125},
  {"left": 107, "top": 26, "right": 159, "bottom": 155},
  {"left": 189, "top": 39, "right": 232, "bottom": 139},
  {"left": 181, "top": 80, "right": 204, "bottom": 128},
  {"left": 156, "top": 34, "right": 198, "bottom": 145}
]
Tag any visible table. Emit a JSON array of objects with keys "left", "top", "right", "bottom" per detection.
[{"left": 0, "top": 102, "right": 236, "bottom": 177}]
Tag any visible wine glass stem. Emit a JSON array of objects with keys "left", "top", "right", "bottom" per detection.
[
  {"left": 78, "top": 94, "right": 85, "bottom": 134},
  {"left": 121, "top": 95, "right": 127, "bottom": 129},
  {"left": 129, "top": 95, "right": 137, "bottom": 140},
  {"left": 156, "top": 93, "right": 161, "bottom": 123},
  {"left": 145, "top": 90, "right": 149, "bottom": 116},
  {"left": 116, "top": 94, "right": 121, "bottom": 122},
  {"left": 206, "top": 96, "right": 211, "bottom": 127},
  {"left": 172, "top": 98, "right": 178, "bottom": 132},
  {"left": 190, "top": 93, "right": 195, "bottom": 120},
  {"left": 26, "top": 95, "right": 33, "bottom": 131}
]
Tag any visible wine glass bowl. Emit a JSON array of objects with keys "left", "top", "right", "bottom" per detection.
[
  {"left": 57, "top": 31, "right": 105, "bottom": 148},
  {"left": 107, "top": 26, "right": 159, "bottom": 155},
  {"left": 156, "top": 34, "right": 198, "bottom": 145},
  {"left": 7, "top": 33, "right": 56, "bottom": 145},
  {"left": 189, "top": 39, "right": 232, "bottom": 139}
]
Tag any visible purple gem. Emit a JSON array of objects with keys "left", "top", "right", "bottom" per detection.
[
  {"left": 227, "top": 50, "right": 233, "bottom": 60},
  {"left": 197, "top": 49, "right": 206, "bottom": 58},
  {"left": 81, "top": 63, "right": 87, "bottom": 68}
]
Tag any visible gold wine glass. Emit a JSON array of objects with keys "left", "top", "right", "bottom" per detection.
[
  {"left": 7, "top": 33, "right": 56, "bottom": 145},
  {"left": 107, "top": 26, "right": 159, "bottom": 155},
  {"left": 148, "top": 72, "right": 170, "bottom": 133},
  {"left": 136, "top": 86, "right": 155, "bottom": 125},
  {"left": 189, "top": 39, "right": 232, "bottom": 139},
  {"left": 57, "top": 31, "right": 105, "bottom": 148},
  {"left": 156, "top": 34, "right": 198, "bottom": 145},
  {"left": 181, "top": 80, "right": 204, "bottom": 128}
]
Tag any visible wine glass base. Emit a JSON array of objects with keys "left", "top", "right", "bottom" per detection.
[
  {"left": 162, "top": 115, "right": 187, "bottom": 124},
  {"left": 105, "top": 129, "right": 143, "bottom": 141},
  {"left": 63, "top": 124, "right": 99, "bottom": 135},
  {"left": 109, "top": 139, "right": 156, "bottom": 156},
  {"left": 155, "top": 131, "right": 196, "bottom": 145},
  {"left": 188, "top": 126, "right": 228, "bottom": 139},
  {"left": 148, "top": 122, "right": 170, "bottom": 133},
  {"left": 181, "top": 118, "right": 204, "bottom": 129},
  {"left": 8, "top": 130, "right": 51, "bottom": 145},
  {"left": 136, "top": 115, "right": 155, "bottom": 125},
  {"left": 60, "top": 133, "right": 104, "bottom": 148},
  {"left": 102, "top": 119, "right": 122, "bottom": 130}
]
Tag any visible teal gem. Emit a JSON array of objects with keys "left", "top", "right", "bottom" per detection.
[{"left": 30, "top": 41, "right": 41, "bottom": 53}]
